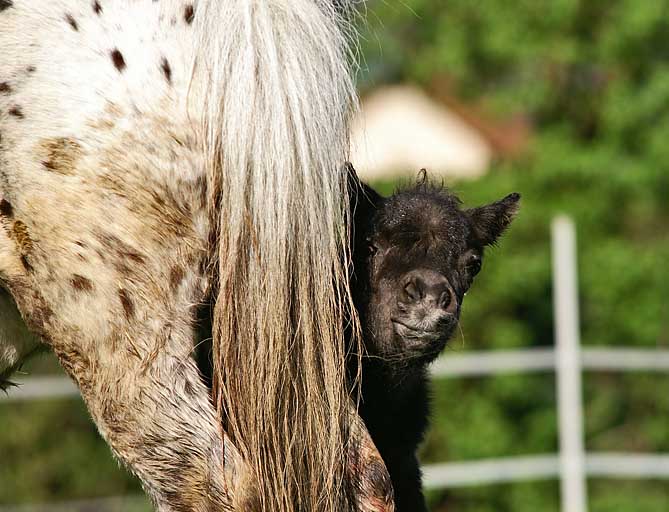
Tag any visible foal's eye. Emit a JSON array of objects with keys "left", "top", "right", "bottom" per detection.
[{"left": 466, "top": 254, "right": 482, "bottom": 277}]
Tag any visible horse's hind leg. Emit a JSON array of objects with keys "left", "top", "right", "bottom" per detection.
[
  {"left": 0, "top": 182, "right": 256, "bottom": 510},
  {"left": 0, "top": 179, "right": 250, "bottom": 511},
  {"left": 0, "top": 2, "right": 258, "bottom": 508},
  {"left": 0, "top": 97, "right": 248, "bottom": 512}
]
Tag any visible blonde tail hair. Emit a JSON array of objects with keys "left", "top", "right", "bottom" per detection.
[{"left": 193, "top": 1, "right": 361, "bottom": 510}]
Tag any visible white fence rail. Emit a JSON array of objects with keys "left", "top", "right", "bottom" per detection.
[
  {"left": 5, "top": 346, "right": 669, "bottom": 403},
  {"left": 1, "top": 376, "right": 78, "bottom": 402},
  {"left": 2, "top": 216, "right": 668, "bottom": 512},
  {"left": 423, "top": 453, "right": 669, "bottom": 489}
]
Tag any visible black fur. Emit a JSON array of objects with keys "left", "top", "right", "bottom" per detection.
[{"left": 347, "top": 165, "right": 519, "bottom": 511}]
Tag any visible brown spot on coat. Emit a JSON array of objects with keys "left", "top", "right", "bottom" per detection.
[
  {"left": 96, "top": 232, "right": 146, "bottom": 266},
  {"left": 65, "top": 14, "right": 79, "bottom": 31},
  {"left": 124, "top": 251, "right": 145, "bottom": 264},
  {"left": 0, "top": 82, "right": 11, "bottom": 94},
  {"left": 169, "top": 265, "right": 184, "bottom": 290},
  {"left": 26, "top": 66, "right": 36, "bottom": 73},
  {"left": 110, "top": 49, "right": 126, "bottom": 72},
  {"left": 183, "top": 378, "right": 196, "bottom": 397},
  {"left": 8, "top": 106, "right": 23, "bottom": 118},
  {"left": 184, "top": 4, "right": 194, "bottom": 24},
  {"left": 118, "top": 289, "right": 135, "bottom": 319},
  {"left": 113, "top": 260, "right": 132, "bottom": 277},
  {"left": 29, "top": 302, "right": 54, "bottom": 336},
  {"left": 0, "top": 0, "right": 13, "bottom": 12},
  {"left": 160, "top": 57, "right": 172, "bottom": 85},
  {"left": 0, "top": 199, "right": 13, "bottom": 217},
  {"left": 92, "top": 1, "right": 102, "bottom": 14},
  {"left": 12, "top": 220, "right": 33, "bottom": 253},
  {"left": 40, "top": 137, "right": 82, "bottom": 175},
  {"left": 53, "top": 343, "right": 92, "bottom": 395},
  {"left": 71, "top": 274, "right": 94, "bottom": 292}
]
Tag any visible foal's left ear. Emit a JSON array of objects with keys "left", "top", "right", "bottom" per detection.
[{"left": 466, "top": 193, "right": 521, "bottom": 246}]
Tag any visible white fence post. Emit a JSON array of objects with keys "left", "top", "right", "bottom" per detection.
[{"left": 552, "top": 215, "right": 588, "bottom": 512}]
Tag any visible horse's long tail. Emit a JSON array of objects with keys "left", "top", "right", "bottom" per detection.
[{"left": 193, "top": 1, "right": 361, "bottom": 510}]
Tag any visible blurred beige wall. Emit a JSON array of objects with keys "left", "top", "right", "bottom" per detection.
[{"left": 350, "top": 85, "right": 492, "bottom": 180}]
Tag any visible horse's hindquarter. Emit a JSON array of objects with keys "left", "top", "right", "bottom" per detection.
[
  {"left": 0, "top": 2, "right": 243, "bottom": 509},
  {"left": 1, "top": 2, "right": 397, "bottom": 510}
]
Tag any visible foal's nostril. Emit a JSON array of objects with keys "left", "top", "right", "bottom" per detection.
[
  {"left": 404, "top": 278, "right": 424, "bottom": 303},
  {"left": 400, "top": 270, "right": 457, "bottom": 313}
]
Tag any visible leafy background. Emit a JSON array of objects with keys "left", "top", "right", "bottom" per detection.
[{"left": 2, "top": 0, "right": 668, "bottom": 510}]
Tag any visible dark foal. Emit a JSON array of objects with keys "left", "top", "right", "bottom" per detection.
[{"left": 348, "top": 168, "right": 520, "bottom": 512}]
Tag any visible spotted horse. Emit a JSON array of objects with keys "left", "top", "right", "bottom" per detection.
[{"left": 0, "top": 0, "right": 394, "bottom": 510}]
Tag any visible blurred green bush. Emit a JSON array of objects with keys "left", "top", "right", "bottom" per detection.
[{"left": 0, "top": 394, "right": 145, "bottom": 505}]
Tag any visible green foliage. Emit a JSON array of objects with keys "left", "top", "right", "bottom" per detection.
[
  {"left": 365, "top": 1, "right": 669, "bottom": 510},
  {"left": 0, "top": 381, "right": 145, "bottom": 505}
]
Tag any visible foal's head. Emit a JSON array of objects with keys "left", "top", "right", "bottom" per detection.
[{"left": 351, "top": 171, "right": 520, "bottom": 373}]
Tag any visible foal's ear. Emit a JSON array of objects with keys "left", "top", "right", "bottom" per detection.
[{"left": 466, "top": 193, "right": 521, "bottom": 246}]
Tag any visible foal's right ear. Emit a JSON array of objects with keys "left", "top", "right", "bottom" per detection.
[{"left": 466, "top": 193, "right": 521, "bottom": 246}]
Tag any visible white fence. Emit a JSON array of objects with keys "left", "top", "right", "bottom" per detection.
[{"left": 2, "top": 216, "right": 668, "bottom": 511}]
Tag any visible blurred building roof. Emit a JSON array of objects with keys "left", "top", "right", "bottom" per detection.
[{"left": 350, "top": 84, "right": 530, "bottom": 181}]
